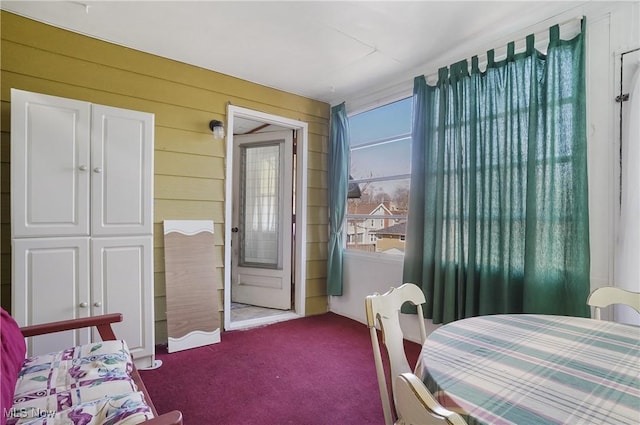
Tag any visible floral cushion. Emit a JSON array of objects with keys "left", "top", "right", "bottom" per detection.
[
  {"left": 7, "top": 391, "right": 153, "bottom": 425},
  {"left": 7, "top": 340, "right": 153, "bottom": 425}
]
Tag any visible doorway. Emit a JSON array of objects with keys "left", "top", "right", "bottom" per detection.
[{"left": 224, "top": 105, "right": 308, "bottom": 331}]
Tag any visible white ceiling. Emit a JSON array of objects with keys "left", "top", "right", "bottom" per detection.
[{"left": 2, "top": 1, "right": 591, "bottom": 109}]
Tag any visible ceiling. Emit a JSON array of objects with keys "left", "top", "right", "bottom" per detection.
[{"left": 2, "top": 1, "right": 590, "bottom": 110}]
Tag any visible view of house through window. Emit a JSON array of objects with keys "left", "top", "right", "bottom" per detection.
[{"left": 347, "top": 98, "right": 412, "bottom": 255}]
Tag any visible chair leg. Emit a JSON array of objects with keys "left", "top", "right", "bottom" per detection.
[{"left": 370, "top": 326, "right": 394, "bottom": 425}]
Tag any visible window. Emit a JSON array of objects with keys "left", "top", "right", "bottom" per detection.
[{"left": 346, "top": 98, "right": 412, "bottom": 255}]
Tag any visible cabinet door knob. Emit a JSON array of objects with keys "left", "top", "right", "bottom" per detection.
[
  {"left": 79, "top": 165, "right": 88, "bottom": 171},
  {"left": 93, "top": 167, "right": 103, "bottom": 173},
  {"left": 79, "top": 302, "right": 88, "bottom": 308},
  {"left": 93, "top": 301, "right": 102, "bottom": 307}
]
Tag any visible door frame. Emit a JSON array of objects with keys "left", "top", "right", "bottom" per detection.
[{"left": 224, "top": 105, "right": 308, "bottom": 330}]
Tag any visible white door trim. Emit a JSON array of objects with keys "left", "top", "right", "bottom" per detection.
[{"left": 224, "top": 105, "right": 308, "bottom": 330}]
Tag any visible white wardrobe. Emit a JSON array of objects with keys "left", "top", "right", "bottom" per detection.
[{"left": 10, "top": 89, "right": 155, "bottom": 368}]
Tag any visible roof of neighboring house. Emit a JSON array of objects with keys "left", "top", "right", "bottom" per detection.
[
  {"left": 371, "top": 222, "right": 407, "bottom": 236},
  {"left": 347, "top": 201, "right": 391, "bottom": 215},
  {"left": 391, "top": 208, "right": 408, "bottom": 216}
]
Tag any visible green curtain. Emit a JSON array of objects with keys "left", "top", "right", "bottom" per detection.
[
  {"left": 327, "top": 103, "right": 350, "bottom": 296},
  {"left": 403, "top": 21, "right": 590, "bottom": 323}
]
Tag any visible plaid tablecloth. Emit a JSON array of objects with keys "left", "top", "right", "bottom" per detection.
[{"left": 416, "top": 314, "right": 640, "bottom": 425}]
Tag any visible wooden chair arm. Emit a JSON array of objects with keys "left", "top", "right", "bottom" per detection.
[{"left": 20, "top": 313, "right": 123, "bottom": 341}]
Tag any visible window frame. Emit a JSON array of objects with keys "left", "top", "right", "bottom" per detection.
[{"left": 345, "top": 98, "right": 413, "bottom": 256}]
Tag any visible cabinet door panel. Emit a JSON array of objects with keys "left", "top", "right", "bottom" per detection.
[
  {"left": 13, "top": 238, "right": 91, "bottom": 356},
  {"left": 11, "top": 89, "right": 90, "bottom": 237},
  {"left": 91, "top": 237, "right": 154, "bottom": 362},
  {"left": 91, "top": 105, "right": 154, "bottom": 236}
]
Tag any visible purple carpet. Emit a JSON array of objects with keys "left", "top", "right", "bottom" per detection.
[{"left": 140, "top": 312, "right": 420, "bottom": 425}]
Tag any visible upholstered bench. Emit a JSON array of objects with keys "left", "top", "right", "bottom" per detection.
[{"left": 1, "top": 308, "right": 182, "bottom": 425}]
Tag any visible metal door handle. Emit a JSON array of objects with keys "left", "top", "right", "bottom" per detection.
[
  {"left": 93, "top": 167, "right": 103, "bottom": 173},
  {"left": 231, "top": 227, "right": 239, "bottom": 233},
  {"left": 79, "top": 302, "right": 88, "bottom": 308},
  {"left": 93, "top": 301, "right": 102, "bottom": 307},
  {"left": 79, "top": 165, "right": 88, "bottom": 171}
]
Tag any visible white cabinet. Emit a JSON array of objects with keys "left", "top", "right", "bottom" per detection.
[
  {"left": 11, "top": 92, "right": 153, "bottom": 238},
  {"left": 12, "top": 238, "right": 91, "bottom": 356},
  {"left": 11, "top": 89, "right": 155, "bottom": 367},
  {"left": 11, "top": 92, "right": 90, "bottom": 237},
  {"left": 90, "top": 105, "right": 153, "bottom": 236},
  {"left": 91, "top": 236, "right": 154, "bottom": 360}
]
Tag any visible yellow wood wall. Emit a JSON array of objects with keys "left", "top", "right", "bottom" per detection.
[{"left": 0, "top": 12, "right": 329, "bottom": 343}]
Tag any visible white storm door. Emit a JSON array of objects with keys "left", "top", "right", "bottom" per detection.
[
  {"left": 10, "top": 89, "right": 90, "bottom": 237},
  {"left": 232, "top": 131, "right": 293, "bottom": 310},
  {"left": 91, "top": 105, "right": 154, "bottom": 236}
]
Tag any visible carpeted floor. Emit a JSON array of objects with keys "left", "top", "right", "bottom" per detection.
[{"left": 140, "top": 312, "right": 420, "bottom": 425}]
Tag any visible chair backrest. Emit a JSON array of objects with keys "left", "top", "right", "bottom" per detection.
[
  {"left": 365, "top": 284, "right": 427, "bottom": 425},
  {"left": 587, "top": 286, "right": 640, "bottom": 320},
  {"left": 395, "top": 373, "right": 467, "bottom": 425}
]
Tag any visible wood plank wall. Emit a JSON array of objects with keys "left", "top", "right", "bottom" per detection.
[{"left": 0, "top": 11, "right": 330, "bottom": 343}]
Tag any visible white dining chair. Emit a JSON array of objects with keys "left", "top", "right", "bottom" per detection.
[
  {"left": 587, "top": 286, "right": 640, "bottom": 320},
  {"left": 395, "top": 373, "right": 467, "bottom": 425},
  {"left": 365, "top": 284, "right": 466, "bottom": 425}
]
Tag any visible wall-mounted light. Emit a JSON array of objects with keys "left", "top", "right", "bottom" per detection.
[{"left": 209, "top": 120, "right": 225, "bottom": 140}]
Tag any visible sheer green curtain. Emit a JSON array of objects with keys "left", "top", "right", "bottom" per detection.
[
  {"left": 327, "top": 103, "right": 350, "bottom": 295},
  {"left": 403, "top": 21, "right": 590, "bottom": 323}
]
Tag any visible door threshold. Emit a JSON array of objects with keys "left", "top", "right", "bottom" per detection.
[{"left": 226, "top": 311, "right": 301, "bottom": 331}]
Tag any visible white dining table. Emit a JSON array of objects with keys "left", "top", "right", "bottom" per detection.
[{"left": 416, "top": 314, "right": 640, "bottom": 425}]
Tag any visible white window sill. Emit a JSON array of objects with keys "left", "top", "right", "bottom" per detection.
[{"left": 343, "top": 249, "right": 404, "bottom": 264}]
